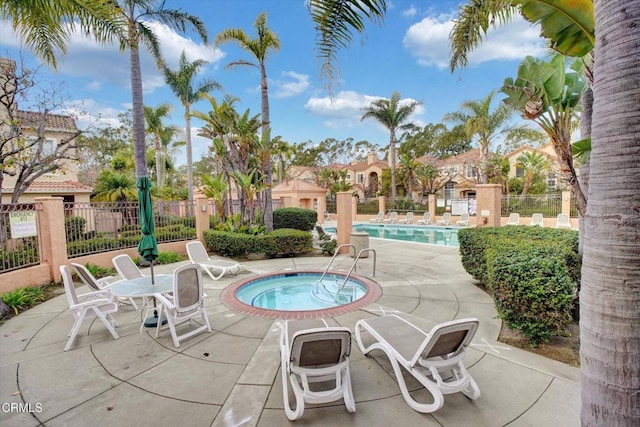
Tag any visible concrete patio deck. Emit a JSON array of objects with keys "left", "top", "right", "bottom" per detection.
[{"left": 0, "top": 237, "right": 580, "bottom": 426}]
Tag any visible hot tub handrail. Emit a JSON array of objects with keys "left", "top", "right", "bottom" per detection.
[
  {"left": 336, "top": 249, "right": 376, "bottom": 298},
  {"left": 317, "top": 244, "right": 357, "bottom": 286}
]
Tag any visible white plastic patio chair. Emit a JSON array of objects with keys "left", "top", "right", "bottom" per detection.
[
  {"left": 280, "top": 318, "right": 355, "bottom": 421},
  {"left": 436, "top": 212, "right": 451, "bottom": 225},
  {"left": 60, "top": 265, "right": 119, "bottom": 351},
  {"left": 154, "top": 263, "right": 211, "bottom": 348},
  {"left": 369, "top": 211, "right": 384, "bottom": 223},
  {"left": 383, "top": 211, "right": 398, "bottom": 224},
  {"left": 399, "top": 212, "right": 414, "bottom": 224},
  {"left": 556, "top": 213, "right": 572, "bottom": 229},
  {"left": 112, "top": 254, "right": 144, "bottom": 280},
  {"left": 71, "top": 262, "right": 138, "bottom": 310},
  {"left": 456, "top": 213, "right": 470, "bottom": 226},
  {"left": 186, "top": 241, "right": 241, "bottom": 281},
  {"left": 355, "top": 314, "right": 480, "bottom": 413},
  {"left": 506, "top": 213, "right": 520, "bottom": 226},
  {"left": 530, "top": 213, "right": 544, "bottom": 227},
  {"left": 416, "top": 212, "right": 432, "bottom": 225}
]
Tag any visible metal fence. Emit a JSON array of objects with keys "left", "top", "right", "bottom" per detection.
[
  {"left": 501, "top": 194, "right": 563, "bottom": 217},
  {"left": 64, "top": 201, "right": 196, "bottom": 258},
  {"left": 1, "top": 203, "right": 43, "bottom": 273}
]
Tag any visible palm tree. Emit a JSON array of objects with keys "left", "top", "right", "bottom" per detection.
[
  {"left": 215, "top": 12, "right": 280, "bottom": 231},
  {"left": 361, "top": 91, "right": 422, "bottom": 199},
  {"left": 581, "top": 2, "right": 640, "bottom": 424},
  {"left": 515, "top": 151, "right": 549, "bottom": 196},
  {"left": 144, "top": 103, "right": 173, "bottom": 191},
  {"left": 161, "top": 50, "right": 221, "bottom": 208},
  {"left": 399, "top": 153, "right": 420, "bottom": 199}
]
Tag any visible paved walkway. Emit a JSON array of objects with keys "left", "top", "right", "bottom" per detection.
[{"left": 0, "top": 237, "right": 580, "bottom": 426}]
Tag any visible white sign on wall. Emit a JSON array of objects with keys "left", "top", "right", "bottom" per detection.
[
  {"left": 9, "top": 211, "right": 38, "bottom": 238},
  {"left": 451, "top": 199, "right": 469, "bottom": 216}
]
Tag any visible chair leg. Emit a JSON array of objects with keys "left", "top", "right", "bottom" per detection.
[
  {"left": 281, "top": 346, "right": 305, "bottom": 421},
  {"left": 92, "top": 308, "right": 119, "bottom": 340},
  {"left": 343, "top": 366, "right": 356, "bottom": 413},
  {"left": 65, "top": 310, "right": 87, "bottom": 351},
  {"left": 203, "top": 266, "right": 224, "bottom": 281}
]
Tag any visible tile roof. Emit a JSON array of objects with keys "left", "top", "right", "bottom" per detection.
[
  {"left": 2, "top": 180, "right": 93, "bottom": 194},
  {"left": 16, "top": 110, "right": 78, "bottom": 133}
]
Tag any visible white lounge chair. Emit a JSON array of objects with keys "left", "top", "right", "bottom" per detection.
[
  {"left": 530, "top": 213, "right": 544, "bottom": 227},
  {"left": 416, "top": 212, "right": 432, "bottom": 225},
  {"left": 186, "top": 241, "right": 241, "bottom": 280},
  {"left": 505, "top": 213, "right": 520, "bottom": 226},
  {"left": 60, "top": 265, "right": 119, "bottom": 351},
  {"left": 456, "top": 213, "right": 470, "bottom": 226},
  {"left": 355, "top": 314, "right": 480, "bottom": 413},
  {"left": 369, "top": 211, "right": 384, "bottom": 223},
  {"left": 398, "top": 212, "right": 414, "bottom": 224},
  {"left": 112, "top": 254, "right": 144, "bottom": 280},
  {"left": 71, "top": 262, "right": 138, "bottom": 310},
  {"left": 154, "top": 264, "right": 211, "bottom": 348},
  {"left": 436, "top": 212, "right": 451, "bottom": 225},
  {"left": 556, "top": 213, "right": 572, "bottom": 229},
  {"left": 383, "top": 211, "right": 398, "bottom": 224},
  {"left": 280, "top": 319, "right": 355, "bottom": 420}
]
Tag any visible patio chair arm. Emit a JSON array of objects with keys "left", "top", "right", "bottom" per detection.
[
  {"left": 153, "top": 292, "right": 175, "bottom": 310},
  {"left": 97, "top": 276, "right": 117, "bottom": 286},
  {"left": 70, "top": 298, "right": 112, "bottom": 310},
  {"left": 77, "top": 290, "right": 112, "bottom": 300}
]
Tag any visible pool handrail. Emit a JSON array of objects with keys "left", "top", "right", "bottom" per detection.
[
  {"left": 336, "top": 249, "right": 376, "bottom": 297},
  {"left": 317, "top": 244, "right": 357, "bottom": 286}
]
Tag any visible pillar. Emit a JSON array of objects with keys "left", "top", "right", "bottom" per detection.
[
  {"left": 475, "top": 184, "right": 502, "bottom": 227},
  {"left": 561, "top": 191, "right": 571, "bottom": 216},
  {"left": 428, "top": 194, "right": 436, "bottom": 222},
  {"left": 351, "top": 196, "right": 358, "bottom": 221},
  {"left": 378, "top": 195, "right": 386, "bottom": 214},
  {"left": 336, "top": 191, "right": 353, "bottom": 253},
  {"left": 194, "top": 195, "right": 210, "bottom": 243},
  {"left": 316, "top": 196, "right": 326, "bottom": 224},
  {"left": 35, "top": 197, "right": 68, "bottom": 282}
]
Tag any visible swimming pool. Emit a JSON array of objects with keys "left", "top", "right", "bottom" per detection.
[
  {"left": 326, "top": 224, "right": 460, "bottom": 246},
  {"left": 221, "top": 271, "right": 382, "bottom": 319}
]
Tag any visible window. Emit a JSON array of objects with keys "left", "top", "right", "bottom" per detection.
[
  {"left": 29, "top": 137, "right": 56, "bottom": 158},
  {"left": 516, "top": 167, "right": 525, "bottom": 178},
  {"left": 346, "top": 174, "right": 351, "bottom": 180},
  {"left": 547, "top": 173, "right": 557, "bottom": 190},
  {"left": 356, "top": 173, "right": 364, "bottom": 184},
  {"left": 444, "top": 181, "right": 455, "bottom": 200},
  {"left": 466, "top": 165, "right": 475, "bottom": 179}
]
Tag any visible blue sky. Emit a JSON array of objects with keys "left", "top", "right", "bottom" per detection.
[{"left": 0, "top": 1, "right": 547, "bottom": 165}]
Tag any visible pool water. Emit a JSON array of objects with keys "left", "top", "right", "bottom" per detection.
[
  {"left": 235, "top": 272, "right": 368, "bottom": 311},
  {"left": 326, "top": 224, "right": 459, "bottom": 246}
]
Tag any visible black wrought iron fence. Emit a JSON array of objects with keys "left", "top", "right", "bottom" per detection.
[
  {"left": 0, "top": 203, "right": 42, "bottom": 272},
  {"left": 64, "top": 201, "right": 196, "bottom": 258},
  {"left": 501, "top": 194, "right": 562, "bottom": 217}
]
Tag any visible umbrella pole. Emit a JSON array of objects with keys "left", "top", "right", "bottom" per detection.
[{"left": 143, "top": 260, "right": 167, "bottom": 328}]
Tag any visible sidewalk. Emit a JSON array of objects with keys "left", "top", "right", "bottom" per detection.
[{"left": 0, "top": 238, "right": 580, "bottom": 426}]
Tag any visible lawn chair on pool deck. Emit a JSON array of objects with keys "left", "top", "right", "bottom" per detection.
[
  {"left": 456, "top": 213, "right": 470, "bottom": 226},
  {"left": 355, "top": 314, "right": 480, "bottom": 413},
  {"left": 60, "top": 265, "right": 119, "bottom": 351},
  {"left": 436, "top": 212, "right": 451, "bottom": 225},
  {"left": 416, "top": 212, "right": 432, "bottom": 225},
  {"left": 186, "top": 241, "right": 241, "bottom": 280},
  {"left": 399, "top": 212, "right": 414, "bottom": 224},
  {"left": 383, "top": 211, "right": 399, "bottom": 224},
  {"left": 280, "top": 319, "right": 355, "bottom": 420},
  {"left": 530, "top": 213, "right": 544, "bottom": 227},
  {"left": 369, "top": 211, "right": 385, "bottom": 223},
  {"left": 506, "top": 213, "right": 520, "bottom": 226},
  {"left": 556, "top": 213, "right": 572, "bottom": 229}
]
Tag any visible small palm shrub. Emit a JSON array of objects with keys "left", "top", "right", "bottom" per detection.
[{"left": 2, "top": 287, "right": 45, "bottom": 316}]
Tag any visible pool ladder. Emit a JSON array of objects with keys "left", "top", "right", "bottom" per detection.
[{"left": 316, "top": 244, "right": 376, "bottom": 302}]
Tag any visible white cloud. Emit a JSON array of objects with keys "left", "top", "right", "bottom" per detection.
[
  {"left": 305, "top": 91, "right": 424, "bottom": 130},
  {"left": 402, "top": 6, "right": 418, "bottom": 18},
  {"left": 0, "top": 20, "right": 222, "bottom": 93},
  {"left": 403, "top": 14, "right": 547, "bottom": 69},
  {"left": 273, "top": 71, "right": 310, "bottom": 99}
]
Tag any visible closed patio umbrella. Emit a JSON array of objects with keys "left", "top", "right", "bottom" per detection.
[{"left": 137, "top": 176, "right": 160, "bottom": 327}]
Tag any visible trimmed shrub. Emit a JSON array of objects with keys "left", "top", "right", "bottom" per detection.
[
  {"left": 65, "top": 216, "right": 86, "bottom": 242},
  {"left": 486, "top": 239, "right": 576, "bottom": 346},
  {"left": 268, "top": 228, "right": 312, "bottom": 256},
  {"left": 273, "top": 208, "right": 317, "bottom": 231},
  {"left": 67, "top": 237, "right": 120, "bottom": 256},
  {"left": 457, "top": 227, "right": 501, "bottom": 283},
  {"left": 254, "top": 234, "right": 279, "bottom": 258},
  {"left": 156, "top": 251, "right": 182, "bottom": 264},
  {"left": 203, "top": 230, "right": 255, "bottom": 257}
]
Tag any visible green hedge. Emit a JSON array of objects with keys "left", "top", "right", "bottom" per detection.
[
  {"left": 486, "top": 239, "right": 576, "bottom": 345},
  {"left": 273, "top": 208, "right": 317, "bottom": 231},
  {"left": 458, "top": 226, "right": 580, "bottom": 346},
  {"left": 65, "top": 216, "right": 86, "bottom": 242},
  {"left": 203, "top": 228, "right": 313, "bottom": 258}
]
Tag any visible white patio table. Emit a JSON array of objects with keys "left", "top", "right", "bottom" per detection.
[{"left": 109, "top": 274, "right": 173, "bottom": 331}]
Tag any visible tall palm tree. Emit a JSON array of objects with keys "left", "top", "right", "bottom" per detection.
[
  {"left": 399, "top": 153, "right": 420, "bottom": 199},
  {"left": 361, "top": 91, "right": 422, "bottom": 199},
  {"left": 581, "top": 2, "right": 640, "bottom": 424},
  {"left": 161, "top": 50, "right": 221, "bottom": 208},
  {"left": 443, "top": 92, "right": 520, "bottom": 184},
  {"left": 215, "top": 12, "right": 280, "bottom": 231},
  {"left": 144, "top": 103, "right": 173, "bottom": 191},
  {"left": 515, "top": 151, "right": 549, "bottom": 196}
]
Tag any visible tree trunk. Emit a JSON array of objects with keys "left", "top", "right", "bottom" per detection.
[
  {"left": 185, "top": 106, "right": 194, "bottom": 214},
  {"left": 261, "top": 65, "right": 274, "bottom": 231},
  {"left": 129, "top": 22, "right": 147, "bottom": 179},
  {"left": 390, "top": 133, "right": 397, "bottom": 199},
  {"left": 578, "top": 86, "right": 593, "bottom": 257},
  {"left": 580, "top": 2, "right": 640, "bottom": 425}
]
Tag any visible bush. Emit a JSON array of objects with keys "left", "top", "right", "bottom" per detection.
[
  {"left": 65, "top": 216, "right": 86, "bottom": 242},
  {"left": 486, "top": 239, "right": 576, "bottom": 346},
  {"left": 273, "top": 207, "right": 317, "bottom": 231},
  {"left": 156, "top": 251, "right": 182, "bottom": 264},
  {"left": 84, "top": 262, "right": 114, "bottom": 279},
  {"left": 268, "top": 228, "right": 312, "bottom": 256},
  {"left": 2, "top": 286, "right": 45, "bottom": 316},
  {"left": 204, "top": 230, "right": 255, "bottom": 257},
  {"left": 319, "top": 234, "right": 337, "bottom": 255},
  {"left": 254, "top": 234, "right": 279, "bottom": 258},
  {"left": 67, "top": 237, "right": 121, "bottom": 256}
]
